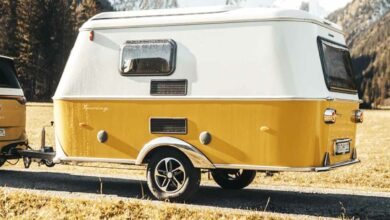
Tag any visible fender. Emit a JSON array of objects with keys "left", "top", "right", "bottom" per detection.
[
  {"left": 135, "top": 137, "right": 215, "bottom": 169},
  {"left": 53, "top": 134, "right": 67, "bottom": 164}
]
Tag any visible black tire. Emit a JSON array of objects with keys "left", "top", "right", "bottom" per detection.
[
  {"left": 0, "top": 157, "right": 5, "bottom": 167},
  {"left": 43, "top": 159, "right": 55, "bottom": 168},
  {"left": 211, "top": 169, "right": 256, "bottom": 190},
  {"left": 147, "top": 149, "right": 200, "bottom": 202}
]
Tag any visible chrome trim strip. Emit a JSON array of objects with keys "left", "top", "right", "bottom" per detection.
[
  {"left": 81, "top": 18, "right": 343, "bottom": 34},
  {"left": 214, "top": 159, "right": 360, "bottom": 172},
  {"left": 92, "top": 8, "right": 238, "bottom": 21},
  {"left": 326, "top": 97, "right": 361, "bottom": 103},
  {"left": 314, "top": 159, "right": 360, "bottom": 172},
  {"left": 59, "top": 157, "right": 136, "bottom": 165},
  {"left": 214, "top": 164, "right": 316, "bottom": 172},
  {"left": 330, "top": 86, "right": 358, "bottom": 94},
  {"left": 53, "top": 96, "right": 359, "bottom": 102},
  {"left": 0, "top": 95, "right": 24, "bottom": 99},
  {"left": 334, "top": 99, "right": 361, "bottom": 103}
]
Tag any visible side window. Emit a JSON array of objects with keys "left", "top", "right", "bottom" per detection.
[
  {"left": 120, "top": 39, "right": 177, "bottom": 76},
  {"left": 0, "top": 59, "right": 20, "bottom": 89}
]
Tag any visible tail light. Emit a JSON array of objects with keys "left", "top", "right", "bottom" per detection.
[
  {"left": 324, "top": 108, "right": 337, "bottom": 124},
  {"left": 16, "top": 96, "right": 27, "bottom": 105},
  {"left": 89, "top": 31, "right": 94, "bottom": 41},
  {"left": 352, "top": 110, "right": 364, "bottom": 123}
]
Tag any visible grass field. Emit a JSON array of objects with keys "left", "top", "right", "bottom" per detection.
[
  {"left": 1, "top": 104, "right": 389, "bottom": 219},
  {"left": 1, "top": 188, "right": 303, "bottom": 220}
]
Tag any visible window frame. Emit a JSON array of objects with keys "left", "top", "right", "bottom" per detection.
[
  {"left": 119, "top": 39, "right": 177, "bottom": 76},
  {"left": 317, "top": 37, "right": 358, "bottom": 94}
]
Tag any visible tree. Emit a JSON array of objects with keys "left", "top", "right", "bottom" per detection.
[
  {"left": 76, "top": 0, "right": 112, "bottom": 28},
  {"left": 0, "top": 0, "right": 18, "bottom": 57},
  {"left": 16, "top": 0, "right": 47, "bottom": 100}
]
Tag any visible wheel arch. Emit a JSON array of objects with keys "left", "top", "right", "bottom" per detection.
[{"left": 135, "top": 137, "right": 215, "bottom": 169}]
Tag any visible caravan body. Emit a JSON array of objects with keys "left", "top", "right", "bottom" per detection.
[{"left": 53, "top": 7, "right": 361, "bottom": 200}]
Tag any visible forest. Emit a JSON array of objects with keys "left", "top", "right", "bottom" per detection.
[{"left": 0, "top": 0, "right": 113, "bottom": 100}]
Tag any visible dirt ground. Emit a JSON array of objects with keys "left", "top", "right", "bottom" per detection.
[{"left": 0, "top": 104, "right": 389, "bottom": 219}]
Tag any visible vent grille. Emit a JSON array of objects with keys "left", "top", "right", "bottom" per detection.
[
  {"left": 150, "top": 80, "right": 187, "bottom": 96},
  {"left": 150, "top": 118, "right": 187, "bottom": 134}
]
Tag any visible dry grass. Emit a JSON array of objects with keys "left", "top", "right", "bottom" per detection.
[
  {"left": 25, "top": 103, "right": 55, "bottom": 149},
  {"left": 0, "top": 188, "right": 316, "bottom": 220}
]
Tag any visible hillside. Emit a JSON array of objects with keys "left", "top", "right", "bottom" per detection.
[{"left": 328, "top": 0, "right": 390, "bottom": 107}]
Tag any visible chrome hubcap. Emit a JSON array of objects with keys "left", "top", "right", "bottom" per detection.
[
  {"left": 224, "top": 169, "right": 243, "bottom": 180},
  {"left": 154, "top": 158, "right": 186, "bottom": 193}
]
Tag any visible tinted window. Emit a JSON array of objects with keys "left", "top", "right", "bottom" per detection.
[
  {"left": 318, "top": 38, "right": 357, "bottom": 93},
  {"left": 0, "top": 59, "right": 20, "bottom": 89},
  {"left": 120, "top": 39, "right": 176, "bottom": 75}
]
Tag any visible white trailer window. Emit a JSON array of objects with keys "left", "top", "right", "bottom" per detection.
[{"left": 120, "top": 39, "right": 176, "bottom": 76}]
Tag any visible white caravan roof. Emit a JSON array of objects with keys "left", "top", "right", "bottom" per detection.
[{"left": 82, "top": 6, "right": 342, "bottom": 32}]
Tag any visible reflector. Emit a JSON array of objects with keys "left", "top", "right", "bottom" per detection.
[{"left": 89, "top": 31, "right": 94, "bottom": 41}]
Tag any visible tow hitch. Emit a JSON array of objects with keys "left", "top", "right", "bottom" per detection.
[
  {"left": 17, "top": 122, "right": 56, "bottom": 168},
  {"left": 19, "top": 146, "right": 55, "bottom": 168}
]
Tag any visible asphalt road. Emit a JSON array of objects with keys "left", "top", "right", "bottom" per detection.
[{"left": 0, "top": 169, "right": 389, "bottom": 219}]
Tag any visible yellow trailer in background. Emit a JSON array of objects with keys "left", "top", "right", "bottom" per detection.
[{"left": 0, "top": 56, "right": 28, "bottom": 166}]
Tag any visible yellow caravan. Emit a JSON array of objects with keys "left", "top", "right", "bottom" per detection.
[
  {"left": 0, "top": 56, "right": 27, "bottom": 167},
  {"left": 52, "top": 7, "right": 362, "bottom": 200}
]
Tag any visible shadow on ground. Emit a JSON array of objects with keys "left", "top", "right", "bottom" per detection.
[{"left": 0, "top": 169, "right": 388, "bottom": 219}]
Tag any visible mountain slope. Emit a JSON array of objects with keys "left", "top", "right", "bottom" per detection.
[
  {"left": 328, "top": 0, "right": 390, "bottom": 107},
  {"left": 328, "top": 0, "right": 390, "bottom": 47},
  {"left": 352, "top": 11, "right": 390, "bottom": 106}
]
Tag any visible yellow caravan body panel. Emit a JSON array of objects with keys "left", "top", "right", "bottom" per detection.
[
  {"left": 0, "top": 99, "right": 26, "bottom": 150},
  {"left": 54, "top": 99, "right": 358, "bottom": 168}
]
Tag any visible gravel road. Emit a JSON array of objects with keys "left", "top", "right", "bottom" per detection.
[{"left": 0, "top": 168, "right": 389, "bottom": 219}]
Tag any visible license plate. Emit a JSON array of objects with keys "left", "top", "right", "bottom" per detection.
[
  {"left": 334, "top": 139, "right": 351, "bottom": 155},
  {"left": 0, "top": 129, "right": 5, "bottom": 137}
]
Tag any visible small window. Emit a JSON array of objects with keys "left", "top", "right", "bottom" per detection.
[
  {"left": 318, "top": 38, "right": 357, "bottom": 93},
  {"left": 150, "top": 118, "right": 187, "bottom": 134},
  {"left": 0, "top": 59, "right": 20, "bottom": 89},
  {"left": 120, "top": 39, "right": 177, "bottom": 76}
]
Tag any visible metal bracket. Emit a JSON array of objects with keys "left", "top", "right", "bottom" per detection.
[{"left": 323, "top": 152, "right": 330, "bottom": 167}]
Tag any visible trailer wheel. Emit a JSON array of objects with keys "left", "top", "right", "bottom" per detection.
[
  {"left": 146, "top": 150, "right": 200, "bottom": 201},
  {"left": 43, "top": 159, "right": 55, "bottom": 168},
  {"left": 211, "top": 169, "right": 256, "bottom": 190}
]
